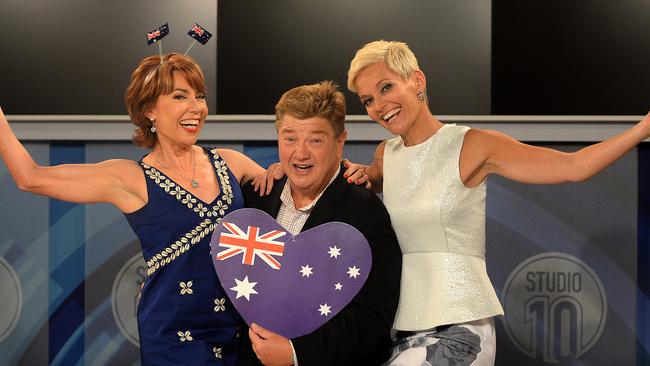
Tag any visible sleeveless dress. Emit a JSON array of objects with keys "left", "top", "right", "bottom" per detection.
[
  {"left": 382, "top": 124, "right": 503, "bottom": 365},
  {"left": 124, "top": 147, "right": 244, "bottom": 365},
  {"left": 382, "top": 124, "right": 504, "bottom": 331}
]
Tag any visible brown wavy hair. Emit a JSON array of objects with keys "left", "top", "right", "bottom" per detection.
[{"left": 125, "top": 53, "right": 206, "bottom": 148}]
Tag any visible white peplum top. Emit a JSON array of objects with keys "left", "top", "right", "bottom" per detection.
[{"left": 383, "top": 123, "right": 504, "bottom": 331}]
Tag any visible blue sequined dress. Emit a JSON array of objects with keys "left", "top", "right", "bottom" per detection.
[{"left": 125, "top": 147, "right": 243, "bottom": 365}]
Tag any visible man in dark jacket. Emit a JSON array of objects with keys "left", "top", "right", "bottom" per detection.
[{"left": 238, "top": 80, "right": 401, "bottom": 366}]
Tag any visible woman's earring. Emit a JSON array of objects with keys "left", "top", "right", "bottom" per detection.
[
  {"left": 417, "top": 91, "right": 425, "bottom": 101},
  {"left": 149, "top": 117, "right": 156, "bottom": 133}
]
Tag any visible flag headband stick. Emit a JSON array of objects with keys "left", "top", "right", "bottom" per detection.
[
  {"left": 143, "top": 22, "right": 213, "bottom": 85},
  {"left": 146, "top": 22, "right": 169, "bottom": 66},
  {"left": 184, "top": 41, "right": 196, "bottom": 56},
  {"left": 185, "top": 23, "right": 213, "bottom": 55}
]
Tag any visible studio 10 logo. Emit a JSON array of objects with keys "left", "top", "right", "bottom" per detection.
[
  {"left": 111, "top": 253, "right": 147, "bottom": 347},
  {"left": 502, "top": 252, "right": 607, "bottom": 363}
]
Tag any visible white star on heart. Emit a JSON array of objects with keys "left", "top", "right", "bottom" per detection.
[
  {"left": 328, "top": 246, "right": 342, "bottom": 258},
  {"left": 347, "top": 266, "right": 361, "bottom": 279},
  {"left": 318, "top": 303, "right": 332, "bottom": 316},
  {"left": 230, "top": 276, "right": 258, "bottom": 301},
  {"left": 299, "top": 265, "right": 314, "bottom": 278},
  {"left": 334, "top": 282, "right": 343, "bottom": 291}
]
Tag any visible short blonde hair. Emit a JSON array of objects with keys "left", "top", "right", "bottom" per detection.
[
  {"left": 347, "top": 40, "right": 420, "bottom": 93},
  {"left": 275, "top": 80, "right": 346, "bottom": 137},
  {"left": 125, "top": 53, "right": 206, "bottom": 148}
]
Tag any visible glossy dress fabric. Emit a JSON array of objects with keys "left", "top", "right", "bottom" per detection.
[
  {"left": 383, "top": 124, "right": 504, "bottom": 331},
  {"left": 125, "top": 147, "right": 243, "bottom": 365}
]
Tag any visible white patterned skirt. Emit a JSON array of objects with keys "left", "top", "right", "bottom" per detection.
[{"left": 384, "top": 318, "right": 496, "bottom": 366}]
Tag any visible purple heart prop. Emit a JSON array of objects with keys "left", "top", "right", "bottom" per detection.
[{"left": 210, "top": 208, "right": 372, "bottom": 339}]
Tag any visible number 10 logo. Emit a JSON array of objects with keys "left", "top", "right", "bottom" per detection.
[{"left": 502, "top": 253, "right": 607, "bottom": 363}]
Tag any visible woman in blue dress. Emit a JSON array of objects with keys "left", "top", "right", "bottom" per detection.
[{"left": 0, "top": 53, "right": 265, "bottom": 365}]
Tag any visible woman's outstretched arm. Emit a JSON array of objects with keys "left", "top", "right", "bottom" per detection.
[
  {"left": 0, "top": 107, "right": 145, "bottom": 212},
  {"left": 460, "top": 111, "right": 650, "bottom": 187}
]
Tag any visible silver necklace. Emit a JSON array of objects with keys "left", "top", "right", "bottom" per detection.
[
  {"left": 189, "top": 147, "right": 199, "bottom": 188},
  {"left": 152, "top": 148, "right": 199, "bottom": 188}
]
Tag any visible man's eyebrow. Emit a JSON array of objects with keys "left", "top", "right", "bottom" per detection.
[{"left": 279, "top": 128, "right": 328, "bottom": 135}]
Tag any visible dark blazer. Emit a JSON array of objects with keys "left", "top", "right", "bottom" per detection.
[{"left": 238, "top": 164, "right": 402, "bottom": 366}]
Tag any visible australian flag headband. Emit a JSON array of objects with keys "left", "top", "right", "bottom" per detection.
[{"left": 143, "top": 22, "right": 213, "bottom": 84}]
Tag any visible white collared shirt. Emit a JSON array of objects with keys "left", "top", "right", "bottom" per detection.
[{"left": 276, "top": 166, "right": 340, "bottom": 235}]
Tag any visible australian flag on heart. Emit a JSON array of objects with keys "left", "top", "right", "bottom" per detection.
[
  {"left": 146, "top": 23, "right": 169, "bottom": 45},
  {"left": 187, "top": 23, "right": 213, "bottom": 45},
  {"left": 210, "top": 208, "right": 372, "bottom": 339}
]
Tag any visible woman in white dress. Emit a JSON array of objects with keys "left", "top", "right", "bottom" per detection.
[{"left": 342, "top": 40, "right": 650, "bottom": 365}]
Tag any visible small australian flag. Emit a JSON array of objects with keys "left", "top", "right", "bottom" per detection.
[
  {"left": 187, "top": 23, "right": 213, "bottom": 45},
  {"left": 146, "top": 23, "right": 169, "bottom": 45}
]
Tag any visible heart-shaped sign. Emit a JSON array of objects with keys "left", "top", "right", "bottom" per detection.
[{"left": 210, "top": 208, "right": 372, "bottom": 339}]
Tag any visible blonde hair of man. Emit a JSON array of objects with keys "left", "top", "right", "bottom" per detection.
[
  {"left": 275, "top": 80, "right": 346, "bottom": 137},
  {"left": 347, "top": 40, "right": 420, "bottom": 93}
]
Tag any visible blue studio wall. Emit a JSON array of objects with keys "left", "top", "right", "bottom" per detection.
[{"left": 0, "top": 140, "right": 647, "bottom": 365}]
